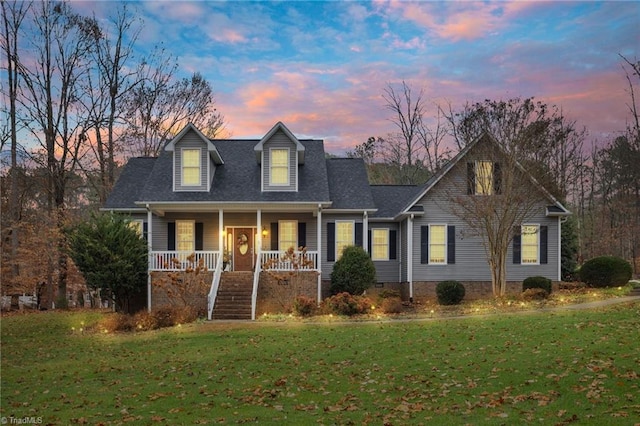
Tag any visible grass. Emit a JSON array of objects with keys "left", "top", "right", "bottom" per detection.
[{"left": 2, "top": 299, "right": 639, "bottom": 425}]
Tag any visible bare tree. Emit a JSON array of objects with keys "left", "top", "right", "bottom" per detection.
[
  {"left": 79, "top": 3, "right": 143, "bottom": 202},
  {"left": 122, "top": 54, "right": 226, "bottom": 157},
  {"left": 1, "top": 0, "right": 30, "bottom": 287},
  {"left": 16, "top": 1, "right": 98, "bottom": 306},
  {"left": 444, "top": 98, "right": 570, "bottom": 296}
]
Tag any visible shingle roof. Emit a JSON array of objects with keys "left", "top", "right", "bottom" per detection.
[
  {"left": 135, "top": 139, "right": 332, "bottom": 204},
  {"left": 325, "top": 158, "right": 376, "bottom": 210},
  {"left": 103, "top": 157, "right": 156, "bottom": 210},
  {"left": 370, "top": 185, "right": 424, "bottom": 218}
]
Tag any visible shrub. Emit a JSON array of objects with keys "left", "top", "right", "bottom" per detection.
[
  {"left": 436, "top": 280, "right": 465, "bottom": 305},
  {"left": 579, "top": 256, "right": 633, "bottom": 288},
  {"left": 521, "top": 288, "right": 549, "bottom": 301},
  {"left": 523, "top": 276, "right": 552, "bottom": 294},
  {"left": 380, "top": 297, "right": 403, "bottom": 314},
  {"left": 293, "top": 295, "right": 317, "bottom": 317},
  {"left": 324, "top": 292, "right": 372, "bottom": 316},
  {"left": 98, "top": 313, "right": 134, "bottom": 333},
  {"left": 330, "top": 246, "right": 376, "bottom": 295}
]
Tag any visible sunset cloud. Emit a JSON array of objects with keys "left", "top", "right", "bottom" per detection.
[{"left": 57, "top": 1, "right": 640, "bottom": 157}]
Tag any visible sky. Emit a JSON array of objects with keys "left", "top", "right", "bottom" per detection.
[{"left": 66, "top": 1, "right": 640, "bottom": 154}]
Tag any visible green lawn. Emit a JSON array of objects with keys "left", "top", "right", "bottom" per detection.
[{"left": 1, "top": 303, "right": 639, "bottom": 425}]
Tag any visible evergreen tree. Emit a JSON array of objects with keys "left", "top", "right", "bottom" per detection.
[{"left": 67, "top": 213, "right": 147, "bottom": 313}]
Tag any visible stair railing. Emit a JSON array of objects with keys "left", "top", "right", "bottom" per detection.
[
  {"left": 251, "top": 247, "right": 262, "bottom": 320},
  {"left": 207, "top": 252, "right": 224, "bottom": 320}
]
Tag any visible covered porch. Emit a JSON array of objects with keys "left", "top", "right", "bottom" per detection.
[{"left": 143, "top": 203, "right": 327, "bottom": 319}]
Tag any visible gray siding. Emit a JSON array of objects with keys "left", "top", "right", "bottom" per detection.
[
  {"left": 320, "top": 213, "right": 366, "bottom": 281},
  {"left": 410, "top": 158, "right": 561, "bottom": 282},
  {"left": 174, "top": 130, "right": 209, "bottom": 191},
  {"left": 151, "top": 212, "right": 221, "bottom": 251},
  {"left": 261, "top": 213, "right": 318, "bottom": 252},
  {"left": 369, "top": 222, "right": 401, "bottom": 283},
  {"left": 262, "top": 130, "right": 297, "bottom": 191}
]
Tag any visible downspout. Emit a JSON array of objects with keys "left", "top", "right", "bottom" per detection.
[
  {"left": 317, "top": 204, "right": 322, "bottom": 305},
  {"left": 146, "top": 204, "right": 152, "bottom": 312},
  {"left": 363, "top": 211, "right": 368, "bottom": 253},
  {"left": 409, "top": 215, "right": 415, "bottom": 302},
  {"left": 558, "top": 216, "right": 565, "bottom": 282}
]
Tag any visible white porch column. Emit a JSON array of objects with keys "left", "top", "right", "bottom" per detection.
[
  {"left": 363, "top": 211, "right": 369, "bottom": 253},
  {"left": 219, "top": 209, "right": 224, "bottom": 259},
  {"left": 256, "top": 209, "right": 262, "bottom": 256},
  {"left": 317, "top": 204, "right": 323, "bottom": 305},
  {"left": 146, "top": 205, "right": 152, "bottom": 312},
  {"left": 407, "top": 214, "right": 414, "bottom": 302}
]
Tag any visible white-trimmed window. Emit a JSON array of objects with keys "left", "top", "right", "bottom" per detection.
[
  {"left": 335, "top": 221, "right": 354, "bottom": 260},
  {"left": 429, "top": 224, "right": 447, "bottom": 264},
  {"left": 371, "top": 229, "right": 389, "bottom": 261},
  {"left": 279, "top": 220, "right": 298, "bottom": 251},
  {"left": 182, "top": 149, "right": 201, "bottom": 186},
  {"left": 270, "top": 148, "right": 289, "bottom": 185},
  {"left": 475, "top": 160, "right": 493, "bottom": 195},
  {"left": 128, "top": 220, "right": 144, "bottom": 238},
  {"left": 176, "top": 220, "right": 195, "bottom": 252},
  {"left": 521, "top": 224, "right": 539, "bottom": 264}
]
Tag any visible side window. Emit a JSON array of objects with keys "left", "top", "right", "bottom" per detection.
[
  {"left": 176, "top": 220, "right": 195, "bottom": 252},
  {"left": 429, "top": 224, "right": 446, "bottom": 264},
  {"left": 335, "top": 221, "right": 354, "bottom": 260},
  {"left": 278, "top": 220, "right": 297, "bottom": 251},
  {"left": 521, "top": 224, "right": 539, "bottom": 264},
  {"left": 371, "top": 229, "right": 389, "bottom": 261}
]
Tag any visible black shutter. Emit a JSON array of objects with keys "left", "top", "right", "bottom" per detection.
[
  {"left": 355, "top": 223, "right": 363, "bottom": 247},
  {"left": 447, "top": 225, "right": 455, "bottom": 264},
  {"left": 271, "top": 222, "right": 279, "bottom": 250},
  {"left": 298, "top": 222, "right": 306, "bottom": 249},
  {"left": 327, "top": 222, "right": 335, "bottom": 261},
  {"left": 168, "top": 222, "right": 176, "bottom": 250},
  {"left": 540, "top": 225, "right": 548, "bottom": 264},
  {"left": 467, "top": 162, "right": 475, "bottom": 195},
  {"left": 493, "top": 162, "right": 502, "bottom": 194},
  {"left": 389, "top": 230, "right": 397, "bottom": 260},
  {"left": 195, "top": 222, "right": 204, "bottom": 251},
  {"left": 420, "top": 226, "right": 429, "bottom": 264},
  {"left": 367, "top": 230, "right": 372, "bottom": 255},
  {"left": 513, "top": 226, "right": 521, "bottom": 264},
  {"left": 143, "top": 222, "right": 148, "bottom": 242}
]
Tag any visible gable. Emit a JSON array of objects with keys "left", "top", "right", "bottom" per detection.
[{"left": 401, "top": 132, "right": 570, "bottom": 216}]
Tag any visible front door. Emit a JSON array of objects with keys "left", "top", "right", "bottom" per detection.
[{"left": 233, "top": 228, "right": 254, "bottom": 271}]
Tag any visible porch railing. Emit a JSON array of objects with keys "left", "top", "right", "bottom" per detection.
[
  {"left": 260, "top": 250, "right": 318, "bottom": 271},
  {"left": 207, "top": 253, "right": 224, "bottom": 320},
  {"left": 150, "top": 251, "right": 220, "bottom": 271},
  {"left": 251, "top": 248, "right": 262, "bottom": 321}
]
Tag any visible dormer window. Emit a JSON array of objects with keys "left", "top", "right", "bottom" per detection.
[
  {"left": 182, "top": 148, "right": 201, "bottom": 186},
  {"left": 270, "top": 148, "right": 289, "bottom": 186}
]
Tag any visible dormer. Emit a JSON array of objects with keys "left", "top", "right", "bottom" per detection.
[
  {"left": 165, "top": 123, "right": 224, "bottom": 192},
  {"left": 254, "top": 122, "right": 305, "bottom": 192}
]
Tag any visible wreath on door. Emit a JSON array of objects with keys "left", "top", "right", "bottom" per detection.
[{"left": 237, "top": 233, "right": 249, "bottom": 255}]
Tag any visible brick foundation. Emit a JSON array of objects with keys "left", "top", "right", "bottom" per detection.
[
  {"left": 405, "top": 281, "right": 560, "bottom": 303},
  {"left": 150, "top": 271, "right": 213, "bottom": 314},
  {"left": 256, "top": 271, "right": 319, "bottom": 314}
]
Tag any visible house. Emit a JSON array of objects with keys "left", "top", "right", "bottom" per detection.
[{"left": 104, "top": 122, "right": 570, "bottom": 319}]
